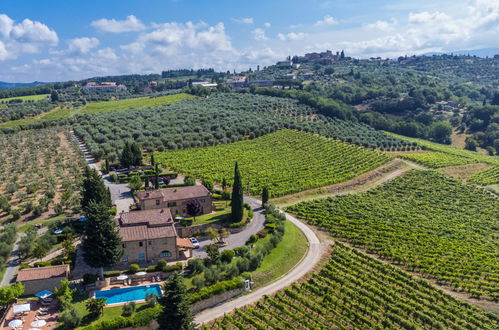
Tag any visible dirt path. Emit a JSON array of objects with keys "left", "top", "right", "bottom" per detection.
[
  {"left": 195, "top": 199, "right": 327, "bottom": 325},
  {"left": 273, "top": 158, "right": 420, "bottom": 207}
]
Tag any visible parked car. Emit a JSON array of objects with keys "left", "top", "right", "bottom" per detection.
[{"left": 190, "top": 237, "right": 200, "bottom": 249}]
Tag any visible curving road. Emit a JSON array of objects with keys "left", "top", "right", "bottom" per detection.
[{"left": 195, "top": 198, "right": 324, "bottom": 325}]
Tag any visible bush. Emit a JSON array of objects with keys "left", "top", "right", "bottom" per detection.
[
  {"left": 10, "top": 209, "right": 21, "bottom": 221},
  {"left": 122, "top": 301, "right": 136, "bottom": 316},
  {"left": 188, "top": 258, "right": 205, "bottom": 274},
  {"left": 156, "top": 259, "right": 167, "bottom": 271},
  {"left": 19, "top": 264, "right": 32, "bottom": 270},
  {"left": 244, "top": 203, "right": 251, "bottom": 210},
  {"left": 265, "top": 223, "right": 276, "bottom": 232},
  {"left": 146, "top": 265, "right": 157, "bottom": 273},
  {"left": 129, "top": 264, "right": 140, "bottom": 273},
  {"left": 59, "top": 306, "right": 82, "bottom": 329},
  {"left": 184, "top": 175, "right": 196, "bottom": 186},
  {"left": 145, "top": 293, "right": 158, "bottom": 307},
  {"left": 83, "top": 273, "right": 98, "bottom": 284},
  {"left": 179, "top": 218, "right": 193, "bottom": 227},
  {"left": 34, "top": 261, "right": 51, "bottom": 267},
  {"left": 83, "top": 305, "right": 162, "bottom": 330},
  {"left": 246, "top": 234, "right": 258, "bottom": 245},
  {"left": 190, "top": 277, "right": 245, "bottom": 303},
  {"left": 103, "top": 270, "right": 122, "bottom": 278},
  {"left": 256, "top": 230, "right": 267, "bottom": 238},
  {"left": 221, "top": 249, "right": 235, "bottom": 263}
]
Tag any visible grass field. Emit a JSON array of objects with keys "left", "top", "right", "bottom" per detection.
[
  {"left": 208, "top": 243, "right": 498, "bottom": 330},
  {"left": 80, "top": 93, "right": 195, "bottom": 114},
  {"left": 156, "top": 129, "right": 390, "bottom": 197},
  {"left": 0, "top": 94, "right": 49, "bottom": 102},
  {"left": 252, "top": 220, "right": 308, "bottom": 287},
  {"left": 287, "top": 170, "right": 499, "bottom": 300}
]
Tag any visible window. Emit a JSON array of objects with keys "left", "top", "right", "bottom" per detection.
[
  {"left": 156, "top": 200, "right": 160, "bottom": 206},
  {"left": 138, "top": 253, "right": 145, "bottom": 262},
  {"left": 121, "top": 256, "right": 128, "bottom": 262},
  {"left": 122, "top": 243, "right": 126, "bottom": 248},
  {"left": 148, "top": 241, "right": 152, "bottom": 246},
  {"left": 139, "top": 242, "right": 143, "bottom": 247},
  {"left": 167, "top": 202, "right": 177, "bottom": 207},
  {"left": 160, "top": 251, "right": 172, "bottom": 257}
]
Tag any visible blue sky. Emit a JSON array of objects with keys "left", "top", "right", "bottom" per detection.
[{"left": 0, "top": 0, "right": 498, "bottom": 82}]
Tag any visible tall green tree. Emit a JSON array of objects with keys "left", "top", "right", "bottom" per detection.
[
  {"left": 128, "top": 175, "right": 143, "bottom": 192},
  {"left": 0, "top": 283, "right": 24, "bottom": 307},
  {"left": 231, "top": 162, "right": 244, "bottom": 223},
  {"left": 130, "top": 142, "right": 142, "bottom": 166},
  {"left": 119, "top": 141, "right": 133, "bottom": 168},
  {"left": 81, "top": 167, "right": 111, "bottom": 212},
  {"left": 157, "top": 273, "right": 195, "bottom": 330},
  {"left": 155, "top": 164, "right": 160, "bottom": 189},
  {"left": 50, "top": 90, "right": 59, "bottom": 103},
  {"left": 150, "top": 153, "right": 155, "bottom": 166},
  {"left": 82, "top": 201, "right": 122, "bottom": 279},
  {"left": 261, "top": 186, "right": 270, "bottom": 206}
]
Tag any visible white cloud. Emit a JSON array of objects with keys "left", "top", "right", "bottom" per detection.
[
  {"left": 277, "top": 32, "right": 308, "bottom": 41},
  {"left": 0, "top": 14, "right": 58, "bottom": 61},
  {"left": 122, "top": 21, "right": 233, "bottom": 55},
  {"left": 365, "top": 19, "right": 397, "bottom": 32},
  {"left": 232, "top": 17, "right": 254, "bottom": 24},
  {"left": 252, "top": 28, "right": 267, "bottom": 41},
  {"left": 91, "top": 15, "right": 146, "bottom": 33},
  {"left": 67, "top": 37, "right": 99, "bottom": 55},
  {"left": 314, "top": 15, "right": 338, "bottom": 27},
  {"left": 263, "top": 22, "right": 271, "bottom": 28}
]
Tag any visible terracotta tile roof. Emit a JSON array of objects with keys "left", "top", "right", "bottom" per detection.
[
  {"left": 119, "top": 224, "right": 177, "bottom": 242},
  {"left": 136, "top": 186, "right": 211, "bottom": 202},
  {"left": 176, "top": 238, "right": 194, "bottom": 249},
  {"left": 120, "top": 208, "right": 173, "bottom": 226},
  {"left": 17, "top": 265, "right": 69, "bottom": 282}
]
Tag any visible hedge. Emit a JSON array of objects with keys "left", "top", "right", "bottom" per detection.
[
  {"left": 190, "top": 276, "right": 246, "bottom": 303},
  {"left": 82, "top": 305, "right": 162, "bottom": 330}
]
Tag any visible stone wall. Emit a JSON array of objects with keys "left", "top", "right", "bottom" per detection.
[
  {"left": 22, "top": 276, "right": 66, "bottom": 295},
  {"left": 190, "top": 287, "right": 245, "bottom": 314}
]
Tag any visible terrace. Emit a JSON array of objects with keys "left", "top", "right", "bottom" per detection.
[{"left": 2, "top": 299, "right": 58, "bottom": 330}]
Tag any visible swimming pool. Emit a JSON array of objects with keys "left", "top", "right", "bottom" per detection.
[{"left": 95, "top": 284, "right": 162, "bottom": 304}]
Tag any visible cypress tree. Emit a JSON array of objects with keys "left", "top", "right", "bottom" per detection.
[
  {"left": 154, "top": 164, "right": 160, "bottom": 189},
  {"left": 120, "top": 141, "right": 133, "bottom": 168},
  {"left": 82, "top": 201, "right": 122, "bottom": 279},
  {"left": 81, "top": 167, "right": 111, "bottom": 212},
  {"left": 150, "top": 153, "right": 155, "bottom": 166},
  {"left": 262, "top": 186, "right": 270, "bottom": 206},
  {"left": 130, "top": 142, "right": 142, "bottom": 166},
  {"left": 231, "top": 162, "right": 244, "bottom": 222},
  {"left": 104, "top": 159, "right": 109, "bottom": 174},
  {"left": 157, "top": 273, "right": 194, "bottom": 330}
]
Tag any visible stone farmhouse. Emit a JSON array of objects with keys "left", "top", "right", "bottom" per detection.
[
  {"left": 16, "top": 264, "right": 70, "bottom": 295},
  {"left": 117, "top": 208, "right": 194, "bottom": 264},
  {"left": 135, "top": 186, "right": 214, "bottom": 217}
]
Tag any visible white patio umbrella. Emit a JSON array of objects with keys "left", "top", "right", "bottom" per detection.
[
  {"left": 28, "top": 328, "right": 41, "bottom": 330},
  {"left": 117, "top": 274, "right": 128, "bottom": 280},
  {"left": 8, "top": 319, "right": 22, "bottom": 328},
  {"left": 13, "top": 303, "right": 30, "bottom": 314},
  {"left": 31, "top": 320, "right": 47, "bottom": 327},
  {"left": 135, "top": 271, "right": 147, "bottom": 276}
]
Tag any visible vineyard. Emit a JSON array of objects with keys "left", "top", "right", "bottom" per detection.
[
  {"left": 73, "top": 93, "right": 410, "bottom": 160},
  {"left": 155, "top": 129, "right": 389, "bottom": 196},
  {"left": 387, "top": 132, "right": 499, "bottom": 166},
  {"left": 469, "top": 165, "right": 499, "bottom": 185},
  {"left": 398, "top": 151, "right": 476, "bottom": 168},
  {"left": 0, "top": 128, "right": 84, "bottom": 223},
  {"left": 206, "top": 243, "right": 498, "bottom": 330},
  {"left": 287, "top": 170, "right": 499, "bottom": 300}
]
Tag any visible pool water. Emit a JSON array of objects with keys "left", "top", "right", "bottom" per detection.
[{"left": 95, "top": 284, "right": 162, "bottom": 304}]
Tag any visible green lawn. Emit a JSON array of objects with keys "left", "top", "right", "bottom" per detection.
[
  {"left": 73, "top": 300, "right": 148, "bottom": 329},
  {"left": 18, "top": 214, "right": 66, "bottom": 233},
  {"left": 188, "top": 201, "right": 231, "bottom": 225},
  {"left": 80, "top": 93, "right": 195, "bottom": 114},
  {"left": 0, "top": 94, "right": 49, "bottom": 102},
  {"left": 251, "top": 220, "right": 308, "bottom": 287}
]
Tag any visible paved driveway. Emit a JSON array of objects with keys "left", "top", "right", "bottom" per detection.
[{"left": 192, "top": 196, "right": 265, "bottom": 258}]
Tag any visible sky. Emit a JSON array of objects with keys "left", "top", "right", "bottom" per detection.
[{"left": 0, "top": 0, "right": 498, "bottom": 82}]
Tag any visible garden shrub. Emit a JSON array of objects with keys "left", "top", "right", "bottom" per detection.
[{"left": 129, "top": 263, "right": 140, "bottom": 273}]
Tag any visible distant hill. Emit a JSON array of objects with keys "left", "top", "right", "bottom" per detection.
[
  {"left": 0, "top": 81, "right": 49, "bottom": 89},
  {"left": 424, "top": 48, "right": 499, "bottom": 58}
]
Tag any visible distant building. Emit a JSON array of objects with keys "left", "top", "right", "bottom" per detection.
[
  {"left": 192, "top": 81, "right": 218, "bottom": 88},
  {"left": 136, "top": 186, "right": 213, "bottom": 216},
  {"left": 83, "top": 82, "right": 127, "bottom": 92},
  {"left": 118, "top": 208, "right": 194, "bottom": 263},
  {"left": 276, "top": 60, "right": 292, "bottom": 68},
  {"left": 17, "top": 265, "right": 70, "bottom": 295}
]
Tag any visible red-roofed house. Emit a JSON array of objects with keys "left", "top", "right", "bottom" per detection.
[
  {"left": 118, "top": 208, "right": 193, "bottom": 264},
  {"left": 16, "top": 264, "right": 70, "bottom": 295},
  {"left": 135, "top": 186, "right": 213, "bottom": 216}
]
